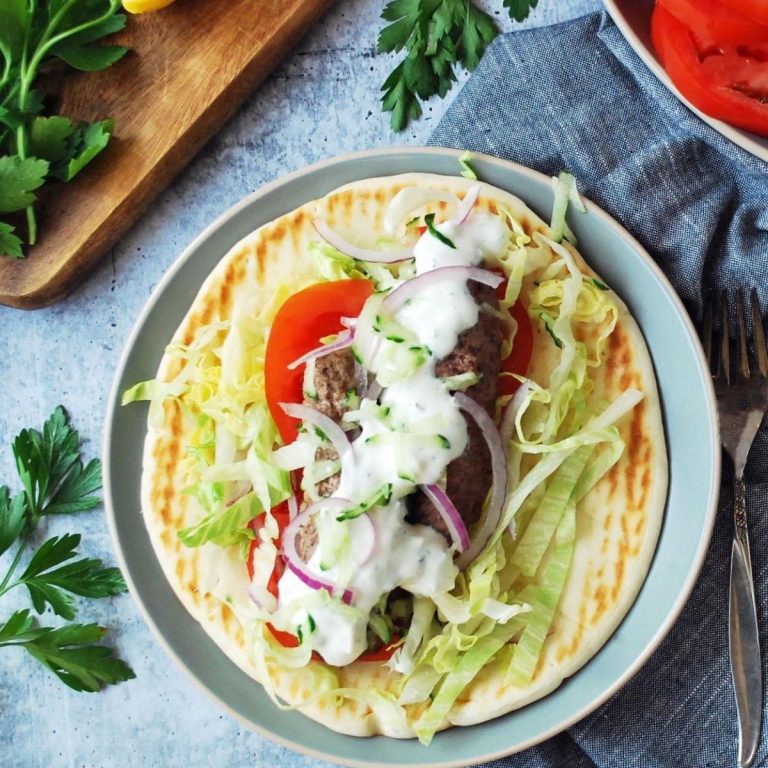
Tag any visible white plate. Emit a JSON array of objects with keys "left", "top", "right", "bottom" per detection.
[
  {"left": 105, "top": 148, "right": 719, "bottom": 767},
  {"left": 604, "top": 0, "right": 768, "bottom": 163}
]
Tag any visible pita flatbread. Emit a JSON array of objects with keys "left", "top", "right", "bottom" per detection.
[{"left": 137, "top": 173, "right": 667, "bottom": 739}]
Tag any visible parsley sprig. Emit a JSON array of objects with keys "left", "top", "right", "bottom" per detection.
[
  {"left": 378, "top": 0, "right": 538, "bottom": 131},
  {"left": 0, "top": 1, "right": 128, "bottom": 258},
  {"left": 0, "top": 406, "right": 134, "bottom": 692}
]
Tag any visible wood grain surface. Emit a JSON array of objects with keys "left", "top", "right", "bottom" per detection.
[{"left": 0, "top": 0, "right": 336, "bottom": 310}]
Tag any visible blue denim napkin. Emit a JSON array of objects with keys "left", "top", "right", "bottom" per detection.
[{"left": 429, "top": 11, "right": 768, "bottom": 768}]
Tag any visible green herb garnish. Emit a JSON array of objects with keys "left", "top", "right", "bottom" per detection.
[
  {"left": 378, "top": 0, "right": 538, "bottom": 131},
  {"left": 336, "top": 484, "right": 393, "bottom": 522},
  {"left": 0, "top": 406, "right": 134, "bottom": 691},
  {"left": 424, "top": 213, "right": 455, "bottom": 249},
  {"left": 539, "top": 312, "right": 563, "bottom": 349},
  {"left": 0, "top": 1, "right": 128, "bottom": 257}
]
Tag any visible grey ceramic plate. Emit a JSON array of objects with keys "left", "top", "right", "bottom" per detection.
[
  {"left": 104, "top": 148, "right": 720, "bottom": 768},
  {"left": 604, "top": 0, "right": 768, "bottom": 163}
]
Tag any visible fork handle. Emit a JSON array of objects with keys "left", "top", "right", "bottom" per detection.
[{"left": 729, "top": 478, "right": 763, "bottom": 768}]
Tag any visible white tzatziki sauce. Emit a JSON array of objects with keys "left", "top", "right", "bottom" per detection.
[
  {"left": 271, "top": 198, "right": 509, "bottom": 666},
  {"left": 276, "top": 501, "right": 457, "bottom": 666}
]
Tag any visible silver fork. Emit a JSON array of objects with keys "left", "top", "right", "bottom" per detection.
[{"left": 703, "top": 288, "right": 767, "bottom": 768}]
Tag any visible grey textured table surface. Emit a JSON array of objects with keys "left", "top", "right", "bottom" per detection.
[{"left": 1, "top": 1, "right": 596, "bottom": 766}]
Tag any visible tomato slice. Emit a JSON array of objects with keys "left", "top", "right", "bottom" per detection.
[
  {"left": 493, "top": 276, "right": 534, "bottom": 396},
  {"left": 499, "top": 299, "right": 534, "bottom": 396},
  {"left": 247, "top": 502, "right": 301, "bottom": 648},
  {"left": 651, "top": 5, "right": 768, "bottom": 137},
  {"left": 717, "top": 0, "right": 768, "bottom": 24},
  {"left": 264, "top": 279, "right": 375, "bottom": 444},
  {"left": 658, "top": 0, "right": 768, "bottom": 45},
  {"left": 357, "top": 637, "right": 400, "bottom": 662}
]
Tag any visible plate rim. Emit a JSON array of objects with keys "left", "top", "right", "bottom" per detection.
[
  {"left": 603, "top": 0, "right": 768, "bottom": 164},
  {"left": 103, "top": 145, "right": 721, "bottom": 768}
]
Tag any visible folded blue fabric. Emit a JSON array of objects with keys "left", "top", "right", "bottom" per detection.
[{"left": 429, "top": 11, "right": 768, "bottom": 768}]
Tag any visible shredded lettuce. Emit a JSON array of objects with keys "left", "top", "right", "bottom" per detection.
[
  {"left": 390, "top": 596, "right": 435, "bottom": 675},
  {"left": 311, "top": 239, "right": 407, "bottom": 292},
  {"left": 508, "top": 445, "right": 592, "bottom": 579},
  {"left": 549, "top": 171, "right": 585, "bottom": 244},
  {"left": 458, "top": 151, "right": 478, "bottom": 181},
  {"left": 439, "top": 371, "right": 481, "bottom": 391},
  {"left": 505, "top": 501, "right": 576, "bottom": 687},
  {"left": 125, "top": 259, "right": 300, "bottom": 550},
  {"left": 178, "top": 484, "right": 288, "bottom": 550},
  {"left": 413, "top": 620, "right": 521, "bottom": 745}
]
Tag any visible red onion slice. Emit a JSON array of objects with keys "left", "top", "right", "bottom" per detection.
[
  {"left": 454, "top": 392, "right": 508, "bottom": 570},
  {"left": 382, "top": 266, "right": 504, "bottom": 316},
  {"left": 281, "top": 499, "right": 357, "bottom": 604},
  {"left": 313, "top": 219, "right": 413, "bottom": 263},
  {"left": 356, "top": 513, "right": 378, "bottom": 567},
  {"left": 420, "top": 484, "right": 469, "bottom": 552},
  {"left": 287, "top": 329, "right": 353, "bottom": 370},
  {"left": 278, "top": 402, "right": 352, "bottom": 458},
  {"left": 300, "top": 499, "right": 376, "bottom": 567},
  {"left": 384, "top": 187, "right": 460, "bottom": 235},
  {"left": 454, "top": 184, "right": 481, "bottom": 226}
]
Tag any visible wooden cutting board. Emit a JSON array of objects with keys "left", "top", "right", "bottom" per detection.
[{"left": 0, "top": 0, "right": 337, "bottom": 310}]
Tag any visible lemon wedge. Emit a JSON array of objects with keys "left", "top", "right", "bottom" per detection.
[{"left": 122, "top": 0, "right": 176, "bottom": 13}]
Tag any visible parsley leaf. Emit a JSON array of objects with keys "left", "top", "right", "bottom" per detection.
[
  {"left": 459, "top": 4, "right": 497, "bottom": 70},
  {"left": 378, "top": 0, "right": 537, "bottom": 131},
  {"left": 0, "top": 407, "right": 134, "bottom": 692},
  {"left": 0, "top": 221, "right": 24, "bottom": 258},
  {"left": 0, "top": 156, "right": 49, "bottom": 214},
  {"left": 504, "top": 0, "right": 538, "bottom": 23},
  {"left": 29, "top": 116, "right": 75, "bottom": 163},
  {"left": 0, "top": 487, "right": 26, "bottom": 557},
  {"left": 66, "top": 15, "right": 127, "bottom": 46},
  {"left": 51, "top": 42, "right": 128, "bottom": 73},
  {"left": 381, "top": 62, "right": 424, "bottom": 132},
  {"left": 12, "top": 406, "right": 102, "bottom": 521},
  {"left": 0, "top": 613, "right": 135, "bottom": 692},
  {"left": 51, "top": 119, "right": 114, "bottom": 182},
  {"left": 0, "top": 0, "right": 127, "bottom": 254},
  {"left": 19, "top": 533, "right": 126, "bottom": 620},
  {"left": 0, "top": 609, "right": 35, "bottom": 642},
  {"left": 0, "top": 1, "right": 31, "bottom": 61}
]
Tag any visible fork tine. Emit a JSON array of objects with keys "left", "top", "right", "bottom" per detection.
[
  {"left": 751, "top": 287, "right": 768, "bottom": 377},
  {"left": 736, "top": 288, "right": 750, "bottom": 379},
  {"left": 719, "top": 290, "right": 730, "bottom": 384},
  {"left": 703, "top": 289, "right": 714, "bottom": 369}
]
